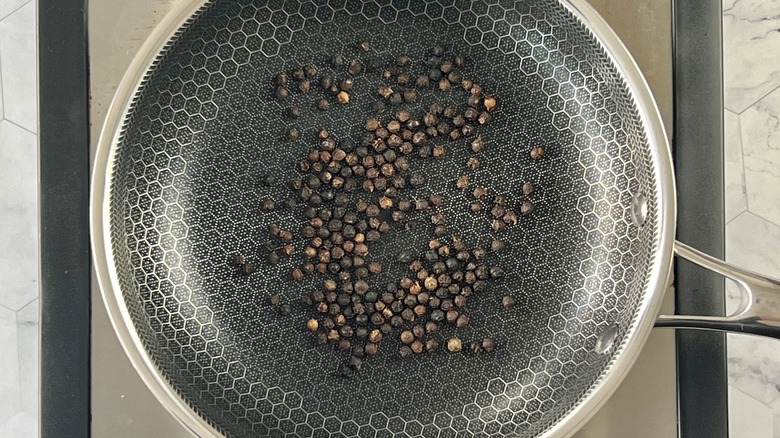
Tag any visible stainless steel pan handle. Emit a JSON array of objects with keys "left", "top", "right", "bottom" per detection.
[{"left": 655, "top": 241, "right": 780, "bottom": 338}]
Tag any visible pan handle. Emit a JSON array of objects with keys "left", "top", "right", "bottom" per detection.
[{"left": 654, "top": 240, "right": 780, "bottom": 339}]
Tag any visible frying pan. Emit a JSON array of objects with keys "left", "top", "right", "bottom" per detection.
[{"left": 90, "top": 0, "right": 780, "bottom": 437}]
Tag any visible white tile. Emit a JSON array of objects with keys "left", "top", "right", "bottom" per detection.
[
  {"left": 0, "top": 47, "right": 4, "bottom": 119},
  {"left": 728, "top": 333, "right": 780, "bottom": 405},
  {"left": 0, "top": 1, "right": 29, "bottom": 22},
  {"left": 739, "top": 87, "right": 780, "bottom": 227},
  {"left": 0, "top": 306, "right": 21, "bottom": 425},
  {"left": 0, "top": 121, "right": 37, "bottom": 311},
  {"left": 726, "top": 211, "right": 780, "bottom": 277},
  {"left": 16, "top": 299, "right": 37, "bottom": 418},
  {"left": 723, "top": 1, "right": 780, "bottom": 113},
  {"left": 729, "top": 385, "right": 774, "bottom": 438},
  {"left": 0, "top": 2, "right": 36, "bottom": 132},
  {"left": 725, "top": 110, "right": 747, "bottom": 222},
  {"left": 770, "top": 398, "right": 780, "bottom": 438},
  {"left": 0, "top": 411, "right": 36, "bottom": 438},
  {"left": 726, "top": 213, "right": 780, "bottom": 405}
]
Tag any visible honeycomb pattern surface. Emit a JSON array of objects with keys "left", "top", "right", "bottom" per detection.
[{"left": 109, "top": 0, "right": 659, "bottom": 436}]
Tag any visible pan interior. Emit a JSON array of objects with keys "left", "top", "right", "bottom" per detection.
[{"left": 108, "top": 0, "right": 660, "bottom": 436}]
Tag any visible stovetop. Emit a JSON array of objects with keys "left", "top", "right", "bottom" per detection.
[{"left": 38, "top": 0, "right": 727, "bottom": 436}]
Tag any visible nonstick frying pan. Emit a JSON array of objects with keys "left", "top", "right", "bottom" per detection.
[{"left": 91, "top": 0, "right": 780, "bottom": 437}]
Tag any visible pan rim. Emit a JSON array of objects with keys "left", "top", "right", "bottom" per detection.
[{"left": 89, "top": 0, "right": 676, "bottom": 437}]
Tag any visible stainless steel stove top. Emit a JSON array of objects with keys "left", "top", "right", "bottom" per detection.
[{"left": 88, "top": 1, "right": 675, "bottom": 436}]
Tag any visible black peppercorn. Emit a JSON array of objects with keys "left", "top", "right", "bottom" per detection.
[
  {"left": 275, "top": 86, "right": 290, "bottom": 101},
  {"left": 286, "top": 106, "right": 301, "bottom": 120},
  {"left": 530, "top": 146, "right": 545, "bottom": 160},
  {"left": 410, "top": 173, "right": 426, "bottom": 187},
  {"left": 317, "top": 98, "right": 330, "bottom": 111},
  {"left": 347, "top": 60, "right": 362, "bottom": 76}
]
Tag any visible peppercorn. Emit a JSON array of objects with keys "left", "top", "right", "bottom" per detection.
[
  {"left": 469, "top": 136, "right": 486, "bottom": 153},
  {"left": 233, "top": 254, "right": 247, "bottom": 266},
  {"left": 372, "top": 100, "right": 386, "bottom": 114},
  {"left": 499, "top": 295, "right": 516, "bottom": 309},
  {"left": 477, "top": 94, "right": 495, "bottom": 111},
  {"left": 298, "top": 79, "right": 311, "bottom": 93},
  {"left": 412, "top": 325, "right": 425, "bottom": 338},
  {"left": 490, "top": 266, "right": 504, "bottom": 278},
  {"left": 399, "top": 345, "right": 413, "bottom": 358},
  {"left": 337, "top": 91, "right": 350, "bottom": 104},
  {"left": 430, "top": 144, "right": 445, "bottom": 159},
  {"left": 403, "top": 88, "right": 417, "bottom": 102},
  {"left": 410, "top": 173, "right": 426, "bottom": 187},
  {"left": 456, "top": 175, "right": 470, "bottom": 189},
  {"left": 287, "top": 128, "right": 300, "bottom": 141},
  {"left": 466, "top": 156, "right": 480, "bottom": 170},
  {"left": 478, "top": 111, "right": 492, "bottom": 125},
  {"left": 275, "top": 86, "right": 290, "bottom": 101},
  {"left": 241, "top": 263, "right": 255, "bottom": 275},
  {"left": 358, "top": 328, "right": 378, "bottom": 345},
  {"left": 447, "top": 337, "right": 462, "bottom": 352},
  {"left": 377, "top": 85, "right": 393, "bottom": 99},
  {"left": 335, "top": 339, "right": 350, "bottom": 351},
  {"left": 530, "top": 146, "right": 545, "bottom": 159},
  {"left": 292, "top": 268, "right": 304, "bottom": 281},
  {"left": 520, "top": 201, "right": 534, "bottom": 215},
  {"left": 482, "top": 338, "right": 496, "bottom": 352},
  {"left": 400, "top": 330, "right": 414, "bottom": 344},
  {"left": 365, "top": 342, "right": 378, "bottom": 356},
  {"left": 347, "top": 60, "right": 362, "bottom": 75}
]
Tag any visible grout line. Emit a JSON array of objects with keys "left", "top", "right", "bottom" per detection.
[
  {"left": 0, "top": 0, "right": 31, "bottom": 23},
  {"left": 0, "top": 302, "right": 14, "bottom": 312},
  {"left": 724, "top": 209, "right": 747, "bottom": 227},
  {"left": 725, "top": 209, "right": 748, "bottom": 228},
  {"left": 735, "top": 111, "right": 750, "bottom": 215},
  {"left": 15, "top": 296, "right": 38, "bottom": 312},
  {"left": 748, "top": 209, "right": 780, "bottom": 230},
  {"left": 735, "top": 83, "right": 780, "bottom": 116},
  {"left": 4, "top": 117, "right": 37, "bottom": 136}
]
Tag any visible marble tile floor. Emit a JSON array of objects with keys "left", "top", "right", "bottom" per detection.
[
  {"left": 0, "top": 0, "right": 38, "bottom": 437},
  {"left": 724, "top": 1, "right": 780, "bottom": 436}
]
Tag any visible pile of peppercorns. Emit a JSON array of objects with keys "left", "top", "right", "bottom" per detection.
[{"left": 234, "top": 42, "right": 546, "bottom": 377}]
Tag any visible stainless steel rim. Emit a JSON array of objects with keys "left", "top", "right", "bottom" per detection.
[{"left": 89, "top": 0, "right": 676, "bottom": 436}]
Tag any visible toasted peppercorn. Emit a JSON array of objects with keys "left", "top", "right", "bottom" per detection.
[{"left": 530, "top": 146, "right": 545, "bottom": 160}]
